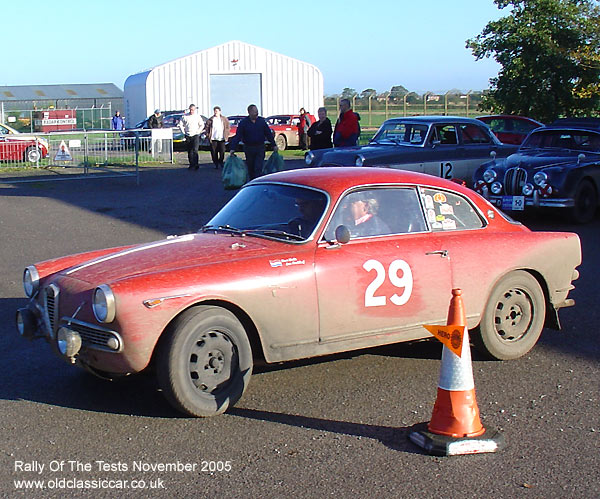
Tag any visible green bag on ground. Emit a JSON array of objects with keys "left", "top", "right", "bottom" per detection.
[
  {"left": 222, "top": 154, "right": 248, "bottom": 190},
  {"left": 262, "top": 151, "right": 285, "bottom": 175}
]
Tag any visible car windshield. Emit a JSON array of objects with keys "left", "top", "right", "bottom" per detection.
[
  {"left": 266, "top": 116, "right": 292, "bottom": 126},
  {"left": 204, "top": 184, "right": 328, "bottom": 242},
  {"left": 521, "top": 129, "right": 600, "bottom": 152},
  {"left": 371, "top": 122, "right": 429, "bottom": 145}
]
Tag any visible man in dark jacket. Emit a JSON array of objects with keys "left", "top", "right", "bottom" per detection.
[
  {"left": 148, "top": 109, "right": 164, "bottom": 155},
  {"left": 333, "top": 98, "right": 360, "bottom": 147},
  {"left": 229, "top": 104, "right": 278, "bottom": 179}
]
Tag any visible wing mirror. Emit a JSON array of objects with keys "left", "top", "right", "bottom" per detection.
[
  {"left": 335, "top": 225, "right": 351, "bottom": 244},
  {"left": 578, "top": 153, "right": 586, "bottom": 164},
  {"left": 490, "top": 150, "right": 497, "bottom": 160}
]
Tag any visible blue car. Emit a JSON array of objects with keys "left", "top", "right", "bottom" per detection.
[
  {"left": 304, "top": 116, "right": 517, "bottom": 186},
  {"left": 473, "top": 118, "right": 600, "bottom": 224}
]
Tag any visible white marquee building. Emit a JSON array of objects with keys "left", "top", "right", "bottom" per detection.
[{"left": 124, "top": 40, "right": 324, "bottom": 126}]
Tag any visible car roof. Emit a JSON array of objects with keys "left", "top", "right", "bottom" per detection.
[
  {"left": 383, "top": 115, "right": 485, "bottom": 125},
  {"left": 252, "top": 167, "right": 477, "bottom": 199},
  {"left": 477, "top": 115, "right": 543, "bottom": 125},
  {"left": 547, "top": 118, "right": 600, "bottom": 130}
]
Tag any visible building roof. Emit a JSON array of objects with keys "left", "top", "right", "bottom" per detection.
[{"left": 0, "top": 83, "right": 123, "bottom": 101}]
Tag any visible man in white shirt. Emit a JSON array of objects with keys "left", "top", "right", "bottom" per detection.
[
  {"left": 205, "top": 106, "right": 230, "bottom": 169},
  {"left": 178, "top": 104, "right": 205, "bottom": 170}
]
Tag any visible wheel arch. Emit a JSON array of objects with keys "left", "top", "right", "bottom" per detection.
[
  {"left": 474, "top": 267, "right": 556, "bottom": 330},
  {"left": 149, "top": 299, "right": 266, "bottom": 371}
]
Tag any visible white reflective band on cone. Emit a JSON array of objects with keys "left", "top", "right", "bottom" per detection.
[{"left": 437, "top": 326, "right": 475, "bottom": 391}]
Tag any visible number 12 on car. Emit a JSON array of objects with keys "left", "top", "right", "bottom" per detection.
[{"left": 363, "top": 259, "right": 413, "bottom": 307}]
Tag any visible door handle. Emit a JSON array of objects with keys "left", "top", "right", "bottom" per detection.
[{"left": 426, "top": 250, "right": 448, "bottom": 258}]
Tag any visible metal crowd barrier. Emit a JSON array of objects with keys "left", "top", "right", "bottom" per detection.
[{"left": 0, "top": 130, "right": 174, "bottom": 185}]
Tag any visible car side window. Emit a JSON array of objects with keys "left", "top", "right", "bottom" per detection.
[
  {"left": 323, "top": 187, "right": 427, "bottom": 241},
  {"left": 460, "top": 124, "right": 492, "bottom": 145},
  {"left": 420, "top": 188, "right": 484, "bottom": 231},
  {"left": 433, "top": 125, "right": 458, "bottom": 145}
]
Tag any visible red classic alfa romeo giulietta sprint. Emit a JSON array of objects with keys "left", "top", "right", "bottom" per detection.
[{"left": 16, "top": 168, "right": 581, "bottom": 417}]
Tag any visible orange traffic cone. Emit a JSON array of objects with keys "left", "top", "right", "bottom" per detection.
[{"left": 409, "top": 289, "right": 504, "bottom": 456}]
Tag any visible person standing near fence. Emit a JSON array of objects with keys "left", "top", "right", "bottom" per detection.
[
  {"left": 333, "top": 98, "right": 360, "bottom": 147},
  {"left": 178, "top": 104, "right": 205, "bottom": 170},
  {"left": 298, "top": 107, "right": 311, "bottom": 150},
  {"left": 228, "top": 104, "right": 277, "bottom": 180},
  {"left": 205, "top": 106, "right": 230, "bottom": 169},
  {"left": 148, "top": 109, "right": 163, "bottom": 154},
  {"left": 307, "top": 107, "right": 333, "bottom": 150},
  {"left": 111, "top": 110, "right": 125, "bottom": 131}
]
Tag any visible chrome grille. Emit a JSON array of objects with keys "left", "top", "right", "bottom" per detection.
[
  {"left": 66, "top": 319, "right": 123, "bottom": 352},
  {"left": 44, "top": 284, "right": 59, "bottom": 335},
  {"left": 504, "top": 167, "right": 527, "bottom": 195}
]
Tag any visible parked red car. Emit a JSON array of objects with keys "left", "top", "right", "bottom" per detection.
[
  {"left": 0, "top": 123, "right": 49, "bottom": 163},
  {"left": 477, "top": 115, "right": 543, "bottom": 145},
  {"left": 17, "top": 168, "right": 581, "bottom": 417},
  {"left": 266, "top": 114, "right": 316, "bottom": 150}
]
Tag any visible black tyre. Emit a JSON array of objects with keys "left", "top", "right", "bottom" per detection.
[
  {"left": 157, "top": 306, "right": 253, "bottom": 417},
  {"left": 569, "top": 179, "right": 597, "bottom": 224},
  {"left": 25, "top": 147, "right": 41, "bottom": 163},
  {"left": 473, "top": 271, "right": 546, "bottom": 360},
  {"left": 275, "top": 134, "right": 287, "bottom": 151}
]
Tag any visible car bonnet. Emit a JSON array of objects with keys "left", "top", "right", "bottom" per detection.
[{"left": 59, "top": 233, "right": 273, "bottom": 284}]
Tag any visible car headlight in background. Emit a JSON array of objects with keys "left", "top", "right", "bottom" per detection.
[
  {"left": 23, "top": 266, "right": 40, "bottom": 297},
  {"left": 483, "top": 169, "right": 497, "bottom": 183},
  {"left": 304, "top": 152, "right": 314, "bottom": 165},
  {"left": 93, "top": 284, "right": 116, "bottom": 323},
  {"left": 490, "top": 182, "right": 503, "bottom": 195},
  {"left": 355, "top": 154, "right": 365, "bottom": 167},
  {"left": 522, "top": 183, "right": 534, "bottom": 196},
  {"left": 533, "top": 172, "right": 548, "bottom": 186}
]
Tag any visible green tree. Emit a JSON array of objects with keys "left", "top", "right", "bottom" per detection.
[
  {"left": 389, "top": 85, "right": 410, "bottom": 102},
  {"left": 341, "top": 87, "right": 357, "bottom": 99},
  {"left": 467, "top": 0, "right": 600, "bottom": 122},
  {"left": 360, "top": 88, "right": 377, "bottom": 99}
]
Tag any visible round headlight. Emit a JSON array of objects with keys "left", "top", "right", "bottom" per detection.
[
  {"left": 533, "top": 172, "right": 548, "bottom": 186},
  {"left": 483, "top": 169, "right": 497, "bottom": 183},
  {"left": 23, "top": 266, "right": 40, "bottom": 298},
  {"left": 355, "top": 154, "right": 365, "bottom": 167},
  {"left": 93, "top": 284, "right": 116, "bottom": 323},
  {"left": 522, "top": 183, "right": 534, "bottom": 196},
  {"left": 304, "top": 151, "right": 315, "bottom": 165},
  {"left": 490, "top": 181, "right": 503, "bottom": 195}
]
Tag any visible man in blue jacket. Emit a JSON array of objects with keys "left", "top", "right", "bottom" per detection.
[{"left": 229, "top": 104, "right": 277, "bottom": 179}]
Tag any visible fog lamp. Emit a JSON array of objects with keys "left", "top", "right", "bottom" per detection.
[
  {"left": 483, "top": 169, "right": 497, "bottom": 183},
  {"left": 57, "top": 327, "right": 82, "bottom": 358},
  {"left": 522, "top": 183, "right": 534, "bottom": 196},
  {"left": 533, "top": 172, "right": 548, "bottom": 186},
  {"left": 490, "top": 182, "right": 503, "bottom": 195}
]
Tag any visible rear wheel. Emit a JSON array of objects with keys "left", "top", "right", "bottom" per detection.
[
  {"left": 157, "top": 306, "right": 253, "bottom": 417},
  {"left": 275, "top": 134, "right": 287, "bottom": 151},
  {"left": 473, "top": 271, "right": 545, "bottom": 360},
  {"left": 569, "top": 179, "right": 597, "bottom": 224},
  {"left": 25, "top": 147, "right": 41, "bottom": 163}
]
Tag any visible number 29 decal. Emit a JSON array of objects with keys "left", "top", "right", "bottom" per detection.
[{"left": 363, "top": 259, "right": 413, "bottom": 307}]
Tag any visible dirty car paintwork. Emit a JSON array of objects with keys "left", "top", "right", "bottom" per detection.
[{"left": 18, "top": 167, "right": 580, "bottom": 378}]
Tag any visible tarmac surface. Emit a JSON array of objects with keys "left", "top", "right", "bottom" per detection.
[{"left": 0, "top": 154, "right": 598, "bottom": 497}]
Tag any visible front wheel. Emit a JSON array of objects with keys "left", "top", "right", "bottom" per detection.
[
  {"left": 473, "top": 271, "right": 546, "bottom": 360},
  {"left": 25, "top": 147, "right": 42, "bottom": 163},
  {"left": 157, "top": 306, "right": 253, "bottom": 417},
  {"left": 569, "top": 179, "right": 597, "bottom": 224},
  {"left": 275, "top": 134, "right": 287, "bottom": 151}
]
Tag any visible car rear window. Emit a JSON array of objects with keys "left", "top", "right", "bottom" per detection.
[{"left": 419, "top": 188, "right": 484, "bottom": 231}]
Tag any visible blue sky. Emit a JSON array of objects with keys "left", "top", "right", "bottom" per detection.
[{"left": 2, "top": 0, "right": 505, "bottom": 95}]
